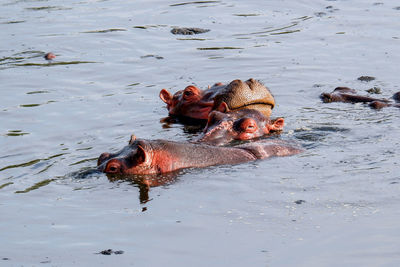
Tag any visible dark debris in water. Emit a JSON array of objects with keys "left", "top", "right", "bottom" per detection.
[
  {"left": 357, "top": 76, "right": 376, "bottom": 82},
  {"left": 97, "top": 249, "right": 124, "bottom": 255},
  {"left": 171, "top": 27, "right": 210, "bottom": 35},
  {"left": 141, "top": 55, "right": 164, "bottom": 60},
  {"left": 366, "top": 87, "right": 382, "bottom": 94}
]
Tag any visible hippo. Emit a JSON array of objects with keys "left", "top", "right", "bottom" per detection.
[
  {"left": 320, "top": 87, "right": 388, "bottom": 104},
  {"left": 98, "top": 135, "right": 301, "bottom": 175},
  {"left": 196, "top": 109, "right": 285, "bottom": 146},
  {"left": 159, "top": 78, "right": 275, "bottom": 121},
  {"left": 320, "top": 87, "right": 400, "bottom": 109}
]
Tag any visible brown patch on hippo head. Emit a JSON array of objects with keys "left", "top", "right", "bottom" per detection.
[{"left": 212, "top": 78, "right": 275, "bottom": 117}]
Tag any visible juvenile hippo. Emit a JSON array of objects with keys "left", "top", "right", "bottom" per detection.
[
  {"left": 320, "top": 87, "right": 400, "bottom": 109},
  {"left": 320, "top": 87, "right": 388, "bottom": 104},
  {"left": 98, "top": 135, "right": 301, "bottom": 175},
  {"left": 159, "top": 78, "right": 275, "bottom": 121},
  {"left": 197, "top": 109, "right": 284, "bottom": 146}
]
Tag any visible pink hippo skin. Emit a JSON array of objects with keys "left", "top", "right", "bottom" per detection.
[
  {"left": 98, "top": 135, "right": 302, "bottom": 175},
  {"left": 159, "top": 78, "right": 275, "bottom": 121},
  {"left": 196, "top": 109, "right": 284, "bottom": 146}
]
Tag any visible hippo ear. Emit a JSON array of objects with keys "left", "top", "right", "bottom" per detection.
[
  {"left": 135, "top": 144, "right": 148, "bottom": 164},
  {"left": 129, "top": 134, "right": 137, "bottom": 145},
  {"left": 266, "top": 117, "right": 285, "bottom": 133},
  {"left": 216, "top": 101, "right": 229, "bottom": 113},
  {"left": 159, "top": 89, "right": 173, "bottom": 105}
]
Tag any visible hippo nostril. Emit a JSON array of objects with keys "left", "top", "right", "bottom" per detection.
[{"left": 98, "top": 152, "right": 111, "bottom": 166}]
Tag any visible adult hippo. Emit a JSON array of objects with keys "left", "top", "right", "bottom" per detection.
[
  {"left": 159, "top": 78, "right": 275, "bottom": 121},
  {"left": 196, "top": 109, "right": 285, "bottom": 146},
  {"left": 98, "top": 135, "right": 301, "bottom": 175}
]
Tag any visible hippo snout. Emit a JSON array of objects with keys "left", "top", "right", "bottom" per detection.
[
  {"left": 320, "top": 93, "right": 332, "bottom": 103},
  {"left": 98, "top": 158, "right": 125, "bottom": 174},
  {"left": 97, "top": 152, "right": 126, "bottom": 174},
  {"left": 98, "top": 152, "right": 111, "bottom": 166}
]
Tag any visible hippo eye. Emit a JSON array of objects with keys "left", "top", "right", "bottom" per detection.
[{"left": 183, "top": 90, "right": 194, "bottom": 99}]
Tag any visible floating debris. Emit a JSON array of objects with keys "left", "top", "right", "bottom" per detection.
[
  {"left": 44, "top": 52, "right": 56, "bottom": 60},
  {"left": 366, "top": 87, "right": 381, "bottom": 94},
  {"left": 97, "top": 249, "right": 124, "bottom": 255},
  {"left": 358, "top": 76, "right": 376, "bottom": 82},
  {"left": 171, "top": 27, "right": 210, "bottom": 35}
]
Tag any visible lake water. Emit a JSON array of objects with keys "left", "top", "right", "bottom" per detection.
[{"left": 1, "top": 0, "right": 400, "bottom": 266}]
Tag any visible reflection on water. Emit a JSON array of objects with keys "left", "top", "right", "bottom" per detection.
[
  {"left": 4, "top": 130, "right": 30, "bottom": 136},
  {"left": 169, "top": 1, "right": 221, "bottom": 7},
  {"left": 82, "top": 29, "right": 127, "bottom": 33},
  {"left": 107, "top": 172, "right": 180, "bottom": 203},
  {"left": 15, "top": 178, "right": 55, "bottom": 194}
]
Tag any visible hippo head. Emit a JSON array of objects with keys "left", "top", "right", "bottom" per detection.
[
  {"left": 197, "top": 109, "right": 284, "bottom": 146},
  {"left": 320, "top": 87, "right": 358, "bottom": 103},
  {"left": 159, "top": 85, "right": 214, "bottom": 120},
  {"left": 98, "top": 135, "right": 155, "bottom": 175},
  {"left": 213, "top": 79, "right": 275, "bottom": 118}
]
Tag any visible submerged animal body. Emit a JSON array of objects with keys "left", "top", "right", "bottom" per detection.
[
  {"left": 320, "top": 87, "right": 400, "bottom": 109},
  {"left": 197, "top": 109, "right": 284, "bottom": 146},
  {"left": 320, "top": 87, "right": 386, "bottom": 103},
  {"left": 159, "top": 78, "right": 275, "bottom": 120},
  {"left": 98, "top": 135, "right": 301, "bottom": 175}
]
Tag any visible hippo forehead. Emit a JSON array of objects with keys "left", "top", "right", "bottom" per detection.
[{"left": 214, "top": 79, "right": 275, "bottom": 110}]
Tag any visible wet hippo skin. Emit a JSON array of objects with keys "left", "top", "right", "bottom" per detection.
[
  {"left": 160, "top": 78, "right": 275, "bottom": 121},
  {"left": 196, "top": 109, "right": 284, "bottom": 146},
  {"left": 98, "top": 135, "right": 301, "bottom": 175},
  {"left": 321, "top": 87, "right": 400, "bottom": 109}
]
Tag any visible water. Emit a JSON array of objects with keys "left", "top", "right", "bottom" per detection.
[{"left": 1, "top": 0, "right": 400, "bottom": 266}]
